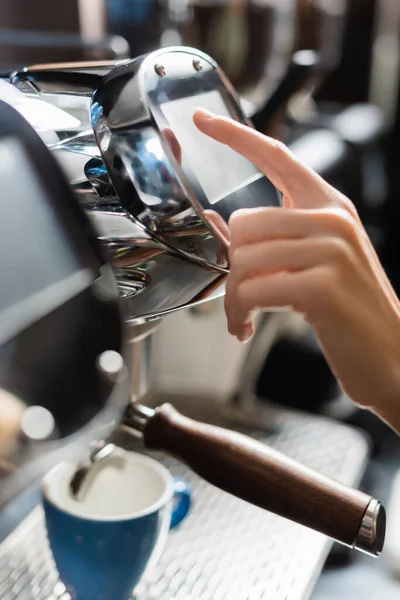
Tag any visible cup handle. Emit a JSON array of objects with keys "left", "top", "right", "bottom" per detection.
[{"left": 170, "top": 477, "right": 191, "bottom": 529}]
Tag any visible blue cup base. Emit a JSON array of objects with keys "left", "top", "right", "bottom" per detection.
[{"left": 43, "top": 452, "right": 191, "bottom": 600}]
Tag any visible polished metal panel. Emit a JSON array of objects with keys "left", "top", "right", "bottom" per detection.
[
  {"left": 7, "top": 61, "right": 228, "bottom": 323},
  {"left": 9, "top": 55, "right": 230, "bottom": 323},
  {"left": 126, "top": 322, "right": 160, "bottom": 402},
  {"left": 7, "top": 47, "right": 279, "bottom": 324},
  {"left": 69, "top": 442, "right": 117, "bottom": 498},
  {"left": 91, "top": 47, "right": 280, "bottom": 252},
  {"left": 0, "top": 396, "right": 370, "bottom": 600}
]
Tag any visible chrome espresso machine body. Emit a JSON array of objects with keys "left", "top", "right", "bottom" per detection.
[
  {"left": 0, "top": 47, "right": 386, "bottom": 573},
  {"left": 0, "top": 45, "right": 279, "bottom": 506},
  {"left": 0, "top": 44, "right": 281, "bottom": 510},
  {"left": 7, "top": 48, "right": 280, "bottom": 324}
]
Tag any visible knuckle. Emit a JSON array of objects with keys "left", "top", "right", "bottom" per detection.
[
  {"left": 271, "top": 139, "right": 291, "bottom": 161},
  {"left": 231, "top": 243, "right": 267, "bottom": 283},
  {"left": 336, "top": 192, "right": 359, "bottom": 218},
  {"left": 230, "top": 246, "right": 247, "bottom": 271},
  {"left": 227, "top": 211, "right": 241, "bottom": 242},
  {"left": 325, "top": 237, "right": 352, "bottom": 266},
  {"left": 228, "top": 209, "right": 251, "bottom": 247},
  {"left": 228, "top": 209, "right": 244, "bottom": 229},
  {"left": 229, "top": 207, "right": 272, "bottom": 249},
  {"left": 322, "top": 208, "right": 358, "bottom": 242}
]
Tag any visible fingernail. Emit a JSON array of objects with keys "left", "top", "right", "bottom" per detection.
[
  {"left": 237, "top": 323, "right": 253, "bottom": 343},
  {"left": 193, "top": 107, "right": 215, "bottom": 120}
]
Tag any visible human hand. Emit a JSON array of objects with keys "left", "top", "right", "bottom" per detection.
[
  {"left": 162, "top": 127, "right": 182, "bottom": 166},
  {"left": 0, "top": 389, "right": 24, "bottom": 460},
  {"left": 193, "top": 108, "right": 400, "bottom": 432}
]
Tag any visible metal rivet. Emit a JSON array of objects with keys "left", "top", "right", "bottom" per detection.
[
  {"left": 154, "top": 63, "right": 166, "bottom": 77},
  {"left": 193, "top": 59, "right": 203, "bottom": 72}
]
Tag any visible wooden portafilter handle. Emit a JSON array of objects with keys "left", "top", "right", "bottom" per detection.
[{"left": 124, "top": 403, "right": 386, "bottom": 556}]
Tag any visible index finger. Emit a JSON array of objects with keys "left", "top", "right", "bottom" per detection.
[{"left": 193, "top": 109, "right": 334, "bottom": 209}]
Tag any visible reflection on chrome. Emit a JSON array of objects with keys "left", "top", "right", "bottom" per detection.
[{"left": 7, "top": 49, "right": 251, "bottom": 324}]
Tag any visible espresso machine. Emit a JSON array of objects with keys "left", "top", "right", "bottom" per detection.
[{"left": 0, "top": 45, "right": 385, "bottom": 600}]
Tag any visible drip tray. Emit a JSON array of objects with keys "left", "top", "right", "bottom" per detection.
[{"left": 0, "top": 397, "right": 370, "bottom": 600}]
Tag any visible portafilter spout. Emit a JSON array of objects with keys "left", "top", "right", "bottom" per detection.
[{"left": 121, "top": 402, "right": 385, "bottom": 558}]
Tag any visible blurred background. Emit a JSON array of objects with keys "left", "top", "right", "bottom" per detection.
[{"left": 1, "top": 1, "right": 400, "bottom": 598}]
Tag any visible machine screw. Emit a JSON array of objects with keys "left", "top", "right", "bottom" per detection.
[
  {"left": 193, "top": 59, "right": 203, "bottom": 72},
  {"left": 154, "top": 63, "right": 166, "bottom": 77}
]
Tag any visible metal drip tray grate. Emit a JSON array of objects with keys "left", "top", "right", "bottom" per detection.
[{"left": 0, "top": 398, "right": 370, "bottom": 600}]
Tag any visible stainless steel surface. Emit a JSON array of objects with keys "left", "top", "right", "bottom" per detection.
[
  {"left": 127, "top": 323, "right": 160, "bottom": 402},
  {"left": 69, "top": 442, "right": 117, "bottom": 499},
  {"left": 0, "top": 397, "right": 370, "bottom": 600},
  {"left": 7, "top": 54, "right": 231, "bottom": 323},
  {"left": 353, "top": 499, "right": 386, "bottom": 557},
  {"left": 0, "top": 48, "right": 267, "bottom": 512},
  {"left": 6, "top": 47, "right": 281, "bottom": 324},
  {"left": 175, "top": 0, "right": 297, "bottom": 111},
  {"left": 63, "top": 321, "right": 159, "bottom": 499},
  {"left": 90, "top": 46, "right": 277, "bottom": 259},
  {"left": 122, "top": 403, "right": 156, "bottom": 434},
  {"left": 0, "top": 30, "right": 130, "bottom": 64}
]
